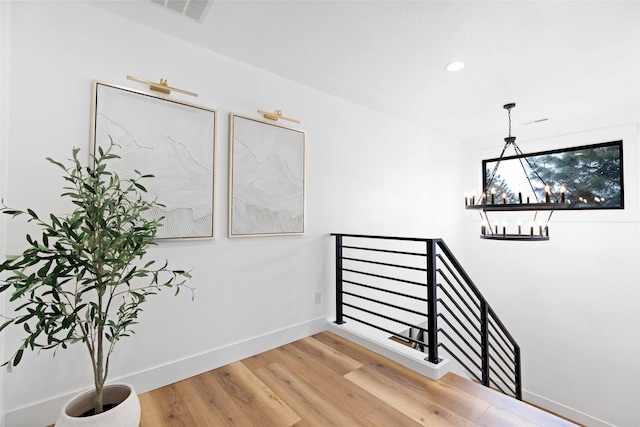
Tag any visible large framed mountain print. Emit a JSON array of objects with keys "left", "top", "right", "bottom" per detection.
[
  {"left": 229, "top": 114, "right": 306, "bottom": 237},
  {"left": 90, "top": 80, "right": 217, "bottom": 240}
]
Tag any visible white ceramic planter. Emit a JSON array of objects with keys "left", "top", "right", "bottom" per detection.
[{"left": 55, "top": 383, "right": 141, "bottom": 427}]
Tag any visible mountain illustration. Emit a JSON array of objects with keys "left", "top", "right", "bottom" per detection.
[
  {"left": 232, "top": 140, "right": 304, "bottom": 233},
  {"left": 95, "top": 113, "right": 213, "bottom": 238}
]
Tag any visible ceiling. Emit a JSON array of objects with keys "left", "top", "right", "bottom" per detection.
[{"left": 90, "top": 0, "right": 640, "bottom": 140}]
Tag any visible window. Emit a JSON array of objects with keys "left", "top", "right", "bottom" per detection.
[{"left": 482, "top": 140, "right": 623, "bottom": 209}]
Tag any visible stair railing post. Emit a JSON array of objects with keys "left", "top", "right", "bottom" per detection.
[
  {"left": 335, "top": 234, "right": 345, "bottom": 325},
  {"left": 515, "top": 345, "right": 522, "bottom": 400},
  {"left": 426, "top": 239, "right": 440, "bottom": 363},
  {"left": 481, "top": 300, "right": 490, "bottom": 387}
]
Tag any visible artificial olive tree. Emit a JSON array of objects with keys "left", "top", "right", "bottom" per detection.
[{"left": 0, "top": 142, "right": 192, "bottom": 414}]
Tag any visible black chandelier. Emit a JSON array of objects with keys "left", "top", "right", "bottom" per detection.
[{"left": 465, "top": 103, "right": 568, "bottom": 241}]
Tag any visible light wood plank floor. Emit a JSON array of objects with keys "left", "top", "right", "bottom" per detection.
[{"left": 138, "top": 331, "right": 581, "bottom": 427}]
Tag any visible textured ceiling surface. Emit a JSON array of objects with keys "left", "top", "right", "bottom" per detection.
[{"left": 90, "top": 0, "right": 640, "bottom": 140}]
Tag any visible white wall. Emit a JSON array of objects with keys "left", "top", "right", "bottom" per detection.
[
  {"left": 1, "top": 2, "right": 462, "bottom": 425},
  {"left": 462, "top": 121, "right": 640, "bottom": 427},
  {"left": 0, "top": 1, "right": 11, "bottom": 426}
]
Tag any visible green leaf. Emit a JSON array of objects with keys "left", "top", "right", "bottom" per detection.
[
  {"left": 46, "top": 157, "right": 66, "bottom": 170},
  {"left": 82, "top": 183, "right": 96, "bottom": 194},
  {"left": 1, "top": 209, "right": 22, "bottom": 216},
  {"left": 13, "top": 349, "right": 23, "bottom": 367},
  {"left": 133, "top": 182, "right": 147, "bottom": 192},
  {"left": 0, "top": 319, "right": 14, "bottom": 333}
]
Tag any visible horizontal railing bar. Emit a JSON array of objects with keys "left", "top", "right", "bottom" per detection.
[
  {"left": 343, "top": 314, "right": 428, "bottom": 349},
  {"left": 343, "top": 291, "right": 427, "bottom": 318},
  {"left": 488, "top": 306, "right": 519, "bottom": 348},
  {"left": 488, "top": 365, "right": 517, "bottom": 397},
  {"left": 440, "top": 343, "right": 482, "bottom": 383},
  {"left": 435, "top": 240, "right": 483, "bottom": 301},
  {"left": 342, "top": 256, "right": 428, "bottom": 272},
  {"left": 342, "top": 245, "right": 427, "bottom": 257},
  {"left": 436, "top": 256, "right": 480, "bottom": 308},
  {"left": 489, "top": 318, "right": 517, "bottom": 356},
  {"left": 437, "top": 298, "right": 481, "bottom": 333},
  {"left": 438, "top": 312, "right": 481, "bottom": 348},
  {"left": 488, "top": 331, "right": 517, "bottom": 369},
  {"left": 343, "top": 268, "right": 426, "bottom": 287},
  {"left": 437, "top": 269, "right": 481, "bottom": 314},
  {"left": 437, "top": 272, "right": 481, "bottom": 315},
  {"left": 332, "top": 233, "right": 435, "bottom": 243},
  {"left": 438, "top": 284, "right": 481, "bottom": 332},
  {"left": 436, "top": 240, "right": 519, "bottom": 348},
  {"left": 488, "top": 378, "right": 511, "bottom": 397},
  {"left": 437, "top": 316, "right": 482, "bottom": 358},
  {"left": 488, "top": 322, "right": 516, "bottom": 356},
  {"left": 489, "top": 341, "right": 517, "bottom": 377},
  {"left": 344, "top": 280, "right": 428, "bottom": 302},
  {"left": 489, "top": 351, "right": 517, "bottom": 385},
  {"left": 488, "top": 326, "right": 517, "bottom": 365},
  {"left": 437, "top": 302, "right": 481, "bottom": 342},
  {"left": 344, "top": 302, "right": 428, "bottom": 335},
  {"left": 439, "top": 330, "right": 483, "bottom": 372}
]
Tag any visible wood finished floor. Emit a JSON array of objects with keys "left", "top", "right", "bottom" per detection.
[{"left": 138, "top": 331, "right": 580, "bottom": 427}]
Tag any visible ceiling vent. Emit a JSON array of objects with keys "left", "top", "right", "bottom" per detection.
[{"left": 149, "top": 0, "right": 213, "bottom": 23}]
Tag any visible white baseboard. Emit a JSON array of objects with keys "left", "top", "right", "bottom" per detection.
[
  {"left": 5, "top": 317, "right": 328, "bottom": 427},
  {"left": 523, "top": 389, "right": 615, "bottom": 427}
]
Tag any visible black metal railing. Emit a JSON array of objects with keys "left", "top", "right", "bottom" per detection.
[{"left": 332, "top": 233, "right": 522, "bottom": 400}]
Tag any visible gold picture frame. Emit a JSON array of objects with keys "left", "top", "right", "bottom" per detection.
[{"left": 228, "top": 113, "right": 306, "bottom": 237}]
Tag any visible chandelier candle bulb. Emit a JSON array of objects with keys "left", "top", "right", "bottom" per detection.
[
  {"left": 530, "top": 221, "right": 534, "bottom": 237},
  {"left": 464, "top": 192, "right": 468, "bottom": 206},
  {"left": 517, "top": 220, "right": 522, "bottom": 235},
  {"left": 502, "top": 192, "right": 507, "bottom": 204},
  {"left": 471, "top": 191, "right": 476, "bottom": 205},
  {"left": 502, "top": 221, "right": 506, "bottom": 237},
  {"left": 560, "top": 184, "right": 566, "bottom": 203},
  {"left": 491, "top": 187, "right": 496, "bottom": 204},
  {"left": 545, "top": 184, "right": 551, "bottom": 203}
]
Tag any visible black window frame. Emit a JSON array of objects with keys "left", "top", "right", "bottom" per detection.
[{"left": 482, "top": 140, "right": 624, "bottom": 210}]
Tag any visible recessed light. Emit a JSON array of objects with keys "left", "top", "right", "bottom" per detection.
[{"left": 445, "top": 60, "right": 466, "bottom": 72}]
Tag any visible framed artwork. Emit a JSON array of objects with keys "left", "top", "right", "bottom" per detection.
[
  {"left": 90, "top": 80, "right": 217, "bottom": 240},
  {"left": 229, "top": 114, "right": 306, "bottom": 237}
]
